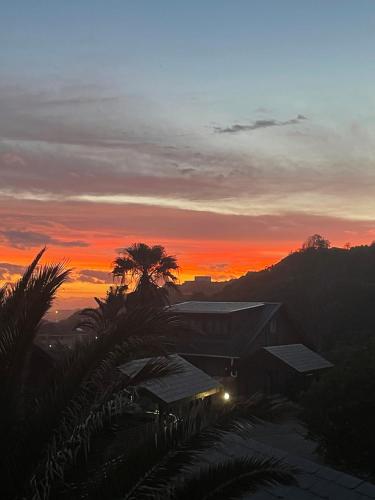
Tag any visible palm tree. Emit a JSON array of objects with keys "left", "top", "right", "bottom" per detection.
[
  {"left": 0, "top": 248, "right": 70, "bottom": 497},
  {"left": 0, "top": 250, "right": 183, "bottom": 499},
  {"left": 112, "top": 243, "right": 179, "bottom": 307},
  {"left": 78, "top": 285, "right": 127, "bottom": 335},
  {"left": 0, "top": 250, "right": 295, "bottom": 500}
]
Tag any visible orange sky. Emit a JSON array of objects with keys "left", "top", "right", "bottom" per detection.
[
  {"left": 2, "top": 4, "right": 375, "bottom": 309},
  {"left": 1, "top": 197, "right": 374, "bottom": 309}
]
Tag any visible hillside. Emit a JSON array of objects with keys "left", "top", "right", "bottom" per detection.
[
  {"left": 38, "top": 310, "right": 82, "bottom": 336},
  {"left": 216, "top": 244, "right": 375, "bottom": 349}
]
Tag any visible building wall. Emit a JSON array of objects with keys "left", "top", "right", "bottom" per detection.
[
  {"left": 182, "top": 354, "right": 234, "bottom": 377},
  {"left": 182, "top": 313, "right": 231, "bottom": 336},
  {"left": 244, "top": 308, "right": 302, "bottom": 355},
  {"left": 179, "top": 305, "right": 305, "bottom": 394},
  {"left": 240, "top": 350, "right": 322, "bottom": 397}
]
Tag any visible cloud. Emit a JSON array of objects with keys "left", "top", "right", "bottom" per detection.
[
  {"left": 179, "top": 167, "right": 196, "bottom": 175},
  {"left": 0, "top": 260, "right": 111, "bottom": 285},
  {"left": 1, "top": 84, "right": 375, "bottom": 227},
  {"left": 0, "top": 230, "right": 89, "bottom": 249},
  {"left": 2, "top": 153, "right": 27, "bottom": 167},
  {"left": 2, "top": 197, "right": 375, "bottom": 245},
  {"left": 77, "top": 269, "right": 112, "bottom": 284},
  {"left": 214, "top": 115, "right": 308, "bottom": 133},
  {"left": 208, "top": 263, "right": 229, "bottom": 271},
  {"left": 0, "top": 262, "right": 25, "bottom": 280}
]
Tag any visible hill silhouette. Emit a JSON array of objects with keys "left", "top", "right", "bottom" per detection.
[{"left": 216, "top": 244, "right": 375, "bottom": 350}]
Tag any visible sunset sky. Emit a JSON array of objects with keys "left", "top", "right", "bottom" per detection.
[{"left": 1, "top": 1, "right": 375, "bottom": 308}]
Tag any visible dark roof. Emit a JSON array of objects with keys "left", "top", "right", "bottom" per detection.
[
  {"left": 168, "top": 301, "right": 264, "bottom": 314},
  {"left": 118, "top": 354, "right": 222, "bottom": 404},
  {"left": 203, "top": 437, "right": 375, "bottom": 500},
  {"left": 263, "top": 344, "right": 333, "bottom": 373},
  {"left": 176, "top": 302, "right": 282, "bottom": 358}
]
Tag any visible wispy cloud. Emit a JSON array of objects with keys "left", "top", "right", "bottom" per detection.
[
  {"left": 0, "top": 230, "right": 89, "bottom": 249},
  {"left": 214, "top": 114, "right": 307, "bottom": 133},
  {"left": 1, "top": 85, "right": 375, "bottom": 226}
]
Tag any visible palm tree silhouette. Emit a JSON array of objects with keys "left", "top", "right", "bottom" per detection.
[{"left": 112, "top": 243, "right": 179, "bottom": 307}]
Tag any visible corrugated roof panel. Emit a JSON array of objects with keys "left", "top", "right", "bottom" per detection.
[
  {"left": 118, "top": 354, "right": 222, "bottom": 404},
  {"left": 263, "top": 344, "right": 333, "bottom": 373},
  {"left": 167, "top": 301, "right": 265, "bottom": 314}
]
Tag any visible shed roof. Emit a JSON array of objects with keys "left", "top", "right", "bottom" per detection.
[
  {"left": 118, "top": 354, "right": 222, "bottom": 404},
  {"left": 168, "top": 301, "right": 264, "bottom": 314},
  {"left": 263, "top": 344, "right": 333, "bottom": 373}
]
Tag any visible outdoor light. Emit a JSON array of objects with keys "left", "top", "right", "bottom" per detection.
[{"left": 223, "top": 392, "right": 230, "bottom": 401}]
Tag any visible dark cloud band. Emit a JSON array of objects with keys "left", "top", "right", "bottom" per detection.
[
  {"left": 214, "top": 114, "right": 307, "bottom": 133},
  {"left": 0, "top": 230, "right": 89, "bottom": 250}
]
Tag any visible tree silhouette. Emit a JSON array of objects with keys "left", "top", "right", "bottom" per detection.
[
  {"left": 112, "top": 243, "right": 179, "bottom": 307},
  {"left": 301, "top": 234, "right": 330, "bottom": 251}
]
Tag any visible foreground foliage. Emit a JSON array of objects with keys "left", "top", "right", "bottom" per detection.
[{"left": 1, "top": 249, "right": 295, "bottom": 499}]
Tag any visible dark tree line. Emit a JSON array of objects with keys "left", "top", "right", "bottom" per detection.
[{"left": 217, "top": 236, "right": 375, "bottom": 350}]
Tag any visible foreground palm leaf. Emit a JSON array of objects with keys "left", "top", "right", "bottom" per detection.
[
  {"left": 80, "top": 395, "right": 296, "bottom": 500},
  {"left": 169, "top": 456, "right": 296, "bottom": 500},
  {"left": 0, "top": 249, "right": 71, "bottom": 498},
  {"left": 0, "top": 250, "right": 185, "bottom": 499}
]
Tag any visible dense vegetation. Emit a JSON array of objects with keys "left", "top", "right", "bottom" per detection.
[
  {"left": 0, "top": 247, "right": 294, "bottom": 500},
  {"left": 217, "top": 239, "right": 375, "bottom": 349},
  {"left": 300, "top": 340, "right": 375, "bottom": 477}
]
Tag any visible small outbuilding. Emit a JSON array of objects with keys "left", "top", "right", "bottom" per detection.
[
  {"left": 118, "top": 354, "right": 224, "bottom": 417},
  {"left": 243, "top": 344, "right": 333, "bottom": 395}
]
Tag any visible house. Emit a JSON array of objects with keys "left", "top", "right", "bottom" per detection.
[
  {"left": 118, "top": 354, "right": 224, "bottom": 418},
  {"left": 167, "top": 301, "right": 331, "bottom": 395},
  {"left": 168, "top": 301, "right": 302, "bottom": 376}
]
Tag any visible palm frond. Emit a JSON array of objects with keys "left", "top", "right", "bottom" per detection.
[
  {"left": 96, "top": 410, "right": 257, "bottom": 499},
  {"left": 169, "top": 456, "right": 297, "bottom": 500},
  {"left": 28, "top": 345, "right": 183, "bottom": 498},
  {"left": 0, "top": 250, "right": 71, "bottom": 499},
  {"left": 112, "top": 243, "right": 179, "bottom": 306},
  {"left": 91, "top": 402, "right": 295, "bottom": 500},
  {"left": 0, "top": 246, "right": 45, "bottom": 322},
  {"left": 121, "top": 392, "right": 296, "bottom": 499}
]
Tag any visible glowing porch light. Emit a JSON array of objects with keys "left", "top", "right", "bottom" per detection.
[{"left": 223, "top": 392, "right": 230, "bottom": 401}]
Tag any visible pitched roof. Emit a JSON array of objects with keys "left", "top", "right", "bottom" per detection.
[
  {"left": 168, "top": 301, "right": 264, "bottom": 314},
  {"left": 263, "top": 344, "right": 333, "bottom": 373},
  {"left": 118, "top": 354, "right": 222, "bottom": 404},
  {"left": 176, "top": 302, "right": 282, "bottom": 358}
]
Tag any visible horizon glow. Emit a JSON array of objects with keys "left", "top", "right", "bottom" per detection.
[{"left": 1, "top": 1, "right": 375, "bottom": 307}]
